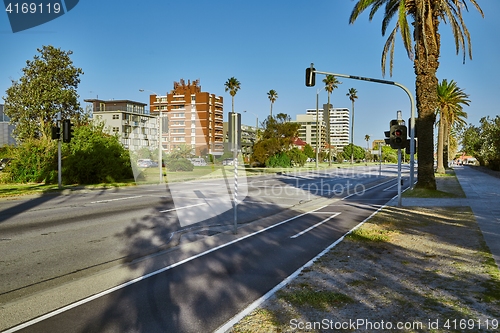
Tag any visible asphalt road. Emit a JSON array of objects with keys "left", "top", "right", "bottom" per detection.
[{"left": 0, "top": 164, "right": 410, "bottom": 332}]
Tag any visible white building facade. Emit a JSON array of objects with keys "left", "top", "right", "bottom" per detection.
[
  {"left": 85, "top": 99, "right": 159, "bottom": 151},
  {"left": 306, "top": 107, "right": 350, "bottom": 150}
]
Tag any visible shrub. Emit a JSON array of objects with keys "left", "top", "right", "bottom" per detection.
[{"left": 166, "top": 158, "right": 194, "bottom": 171}]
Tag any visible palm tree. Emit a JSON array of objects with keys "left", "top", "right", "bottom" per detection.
[
  {"left": 267, "top": 89, "right": 278, "bottom": 117},
  {"left": 347, "top": 88, "right": 358, "bottom": 164},
  {"left": 365, "top": 134, "right": 371, "bottom": 151},
  {"left": 224, "top": 77, "right": 241, "bottom": 114},
  {"left": 323, "top": 75, "right": 342, "bottom": 166},
  {"left": 349, "top": 0, "right": 483, "bottom": 190},
  {"left": 436, "top": 79, "right": 470, "bottom": 173}
]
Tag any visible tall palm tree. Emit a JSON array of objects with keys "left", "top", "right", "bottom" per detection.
[
  {"left": 436, "top": 79, "right": 470, "bottom": 173},
  {"left": 267, "top": 89, "right": 278, "bottom": 117},
  {"left": 323, "top": 75, "right": 342, "bottom": 166},
  {"left": 347, "top": 88, "right": 358, "bottom": 164},
  {"left": 224, "top": 77, "right": 241, "bottom": 114},
  {"left": 349, "top": 0, "right": 483, "bottom": 190},
  {"left": 365, "top": 134, "right": 371, "bottom": 151}
]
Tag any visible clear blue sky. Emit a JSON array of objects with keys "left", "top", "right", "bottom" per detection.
[{"left": 1, "top": 0, "right": 498, "bottom": 147}]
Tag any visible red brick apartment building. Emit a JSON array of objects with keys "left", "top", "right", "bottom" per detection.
[{"left": 148, "top": 79, "right": 224, "bottom": 157}]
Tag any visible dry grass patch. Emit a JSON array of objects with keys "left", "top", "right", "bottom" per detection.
[{"left": 229, "top": 206, "right": 500, "bottom": 333}]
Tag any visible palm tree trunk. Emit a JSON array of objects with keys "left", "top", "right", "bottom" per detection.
[
  {"left": 413, "top": 17, "right": 440, "bottom": 190},
  {"left": 327, "top": 93, "right": 331, "bottom": 166},
  {"left": 350, "top": 100, "right": 354, "bottom": 165},
  {"left": 436, "top": 111, "right": 445, "bottom": 174},
  {"left": 443, "top": 120, "right": 450, "bottom": 167}
]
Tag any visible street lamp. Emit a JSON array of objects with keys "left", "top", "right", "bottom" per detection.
[
  {"left": 244, "top": 110, "right": 259, "bottom": 141},
  {"left": 315, "top": 88, "right": 321, "bottom": 169},
  {"left": 139, "top": 89, "right": 164, "bottom": 184}
]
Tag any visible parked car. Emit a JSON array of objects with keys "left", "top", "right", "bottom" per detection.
[
  {"left": 137, "top": 159, "right": 157, "bottom": 168},
  {"left": 0, "top": 158, "right": 12, "bottom": 171},
  {"left": 223, "top": 158, "right": 234, "bottom": 166},
  {"left": 188, "top": 158, "right": 207, "bottom": 166}
]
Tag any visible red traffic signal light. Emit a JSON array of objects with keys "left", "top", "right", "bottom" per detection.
[{"left": 390, "top": 124, "right": 407, "bottom": 149}]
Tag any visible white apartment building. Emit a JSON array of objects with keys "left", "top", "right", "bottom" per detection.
[
  {"left": 85, "top": 99, "right": 159, "bottom": 151},
  {"left": 306, "top": 107, "right": 350, "bottom": 150}
]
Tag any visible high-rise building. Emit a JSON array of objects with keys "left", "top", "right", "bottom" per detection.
[
  {"left": 306, "top": 107, "right": 350, "bottom": 150},
  {"left": 294, "top": 114, "right": 326, "bottom": 151},
  {"left": 148, "top": 79, "right": 224, "bottom": 157}
]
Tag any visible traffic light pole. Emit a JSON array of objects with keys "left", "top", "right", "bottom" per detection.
[
  {"left": 310, "top": 66, "right": 416, "bottom": 189},
  {"left": 397, "top": 148, "right": 402, "bottom": 206},
  {"left": 57, "top": 112, "right": 62, "bottom": 189}
]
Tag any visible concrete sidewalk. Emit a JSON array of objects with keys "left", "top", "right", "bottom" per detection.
[
  {"left": 390, "top": 165, "right": 500, "bottom": 269},
  {"left": 455, "top": 165, "right": 500, "bottom": 270}
]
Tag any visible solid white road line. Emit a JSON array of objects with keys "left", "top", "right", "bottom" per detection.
[
  {"left": 214, "top": 202, "right": 390, "bottom": 333},
  {"left": 159, "top": 203, "right": 207, "bottom": 213},
  {"left": 90, "top": 195, "right": 143, "bottom": 204},
  {"left": 290, "top": 213, "right": 341, "bottom": 239},
  {"left": 2, "top": 204, "right": 331, "bottom": 333}
]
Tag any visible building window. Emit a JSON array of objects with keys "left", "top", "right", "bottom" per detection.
[
  {"left": 112, "top": 127, "right": 119, "bottom": 133},
  {"left": 112, "top": 114, "right": 119, "bottom": 119}
]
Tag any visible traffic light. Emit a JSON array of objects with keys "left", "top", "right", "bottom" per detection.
[
  {"left": 390, "top": 124, "right": 407, "bottom": 149},
  {"left": 405, "top": 139, "right": 416, "bottom": 155},
  {"left": 51, "top": 126, "right": 60, "bottom": 140},
  {"left": 305, "top": 66, "right": 316, "bottom": 87},
  {"left": 62, "top": 119, "right": 74, "bottom": 143},
  {"left": 384, "top": 131, "right": 390, "bottom": 145}
]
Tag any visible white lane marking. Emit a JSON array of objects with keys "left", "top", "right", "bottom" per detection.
[
  {"left": 159, "top": 203, "right": 207, "bottom": 213},
  {"left": 3, "top": 204, "right": 330, "bottom": 333},
  {"left": 383, "top": 183, "right": 398, "bottom": 191},
  {"left": 215, "top": 202, "right": 390, "bottom": 333},
  {"left": 290, "top": 213, "right": 341, "bottom": 239},
  {"left": 90, "top": 195, "right": 143, "bottom": 204},
  {"left": 342, "top": 178, "right": 396, "bottom": 200}
]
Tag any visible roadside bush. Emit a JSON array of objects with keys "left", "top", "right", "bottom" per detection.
[
  {"left": 266, "top": 152, "right": 291, "bottom": 168},
  {"left": 166, "top": 158, "right": 194, "bottom": 172},
  {"left": 287, "top": 147, "right": 307, "bottom": 167},
  {"left": 62, "top": 124, "right": 133, "bottom": 184},
  {"left": 2, "top": 139, "right": 57, "bottom": 183}
]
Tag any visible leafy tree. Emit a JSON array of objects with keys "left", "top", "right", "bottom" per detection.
[
  {"left": 2, "top": 139, "right": 58, "bottom": 183},
  {"left": 350, "top": 0, "right": 484, "bottom": 189},
  {"left": 342, "top": 144, "right": 365, "bottom": 161},
  {"left": 462, "top": 117, "right": 500, "bottom": 170},
  {"left": 3, "top": 45, "right": 84, "bottom": 142},
  {"left": 346, "top": 88, "right": 358, "bottom": 164},
  {"left": 436, "top": 79, "right": 470, "bottom": 173},
  {"left": 224, "top": 77, "right": 241, "bottom": 114},
  {"left": 303, "top": 144, "right": 315, "bottom": 159},
  {"left": 250, "top": 113, "right": 301, "bottom": 166},
  {"left": 266, "top": 152, "right": 291, "bottom": 168},
  {"left": 63, "top": 123, "right": 133, "bottom": 184},
  {"left": 381, "top": 145, "right": 398, "bottom": 163},
  {"left": 287, "top": 147, "right": 307, "bottom": 167},
  {"left": 323, "top": 75, "right": 342, "bottom": 166},
  {"left": 267, "top": 89, "right": 278, "bottom": 117}
]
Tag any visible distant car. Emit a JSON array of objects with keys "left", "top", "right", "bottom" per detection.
[
  {"left": 188, "top": 158, "right": 207, "bottom": 166},
  {"left": 137, "top": 159, "right": 157, "bottom": 168},
  {"left": 0, "top": 158, "right": 12, "bottom": 171},
  {"left": 223, "top": 158, "right": 234, "bottom": 166}
]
